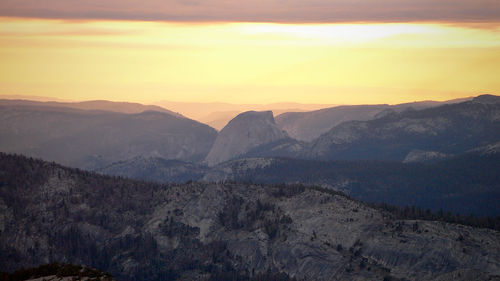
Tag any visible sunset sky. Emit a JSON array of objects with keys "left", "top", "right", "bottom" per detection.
[{"left": 0, "top": 0, "right": 499, "bottom": 105}]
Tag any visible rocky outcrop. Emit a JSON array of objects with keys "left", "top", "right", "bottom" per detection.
[{"left": 204, "top": 111, "right": 290, "bottom": 166}]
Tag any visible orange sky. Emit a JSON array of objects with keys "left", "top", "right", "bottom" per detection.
[{"left": 0, "top": 17, "right": 499, "bottom": 104}]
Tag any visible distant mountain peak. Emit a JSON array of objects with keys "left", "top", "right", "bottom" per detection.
[{"left": 204, "top": 110, "right": 289, "bottom": 166}]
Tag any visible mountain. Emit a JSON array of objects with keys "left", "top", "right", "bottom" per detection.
[
  {"left": 307, "top": 95, "right": 500, "bottom": 161},
  {"left": 276, "top": 98, "right": 471, "bottom": 142},
  {"left": 0, "top": 99, "right": 182, "bottom": 116},
  {"left": 0, "top": 105, "right": 217, "bottom": 169},
  {"left": 204, "top": 111, "right": 293, "bottom": 166},
  {"left": 1, "top": 153, "right": 500, "bottom": 281}
]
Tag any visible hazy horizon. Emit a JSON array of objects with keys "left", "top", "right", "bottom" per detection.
[
  {"left": 0, "top": 93, "right": 478, "bottom": 130},
  {"left": 0, "top": 93, "right": 477, "bottom": 106},
  {"left": 1, "top": 17, "right": 499, "bottom": 105},
  {"left": 1, "top": 0, "right": 499, "bottom": 106}
]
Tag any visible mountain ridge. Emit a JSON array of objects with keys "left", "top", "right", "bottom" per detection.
[
  {"left": 0, "top": 99, "right": 182, "bottom": 117},
  {"left": 0, "top": 105, "right": 217, "bottom": 169},
  {"left": 306, "top": 95, "right": 500, "bottom": 161},
  {"left": 275, "top": 97, "right": 472, "bottom": 142}
]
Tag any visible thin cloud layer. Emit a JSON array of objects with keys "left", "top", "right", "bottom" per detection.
[{"left": 1, "top": 0, "right": 500, "bottom": 23}]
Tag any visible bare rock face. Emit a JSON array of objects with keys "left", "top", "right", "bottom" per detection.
[{"left": 204, "top": 111, "right": 289, "bottom": 166}]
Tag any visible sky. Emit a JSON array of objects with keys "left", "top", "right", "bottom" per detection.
[{"left": 0, "top": 0, "right": 500, "bottom": 105}]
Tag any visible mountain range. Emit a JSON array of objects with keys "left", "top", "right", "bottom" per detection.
[
  {"left": 200, "top": 94, "right": 500, "bottom": 164},
  {"left": 1, "top": 95, "right": 499, "bottom": 217},
  {"left": 91, "top": 95, "right": 500, "bottom": 217},
  {"left": 2, "top": 95, "right": 494, "bottom": 168}
]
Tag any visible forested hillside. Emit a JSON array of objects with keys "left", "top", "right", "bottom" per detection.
[
  {"left": 1, "top": 153, "right": 500, "bottom": 281},
  {"left": 204, "top": 153, "right": 500, "bottom": 216}
]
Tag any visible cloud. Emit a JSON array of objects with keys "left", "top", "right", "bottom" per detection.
[{"left": 1, "top": 0, "right": 500, "bottom": 23}]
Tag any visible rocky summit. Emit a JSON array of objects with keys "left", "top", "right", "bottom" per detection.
[{"left": 204, "top": 111, "right": 290, "bottom": 166}]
